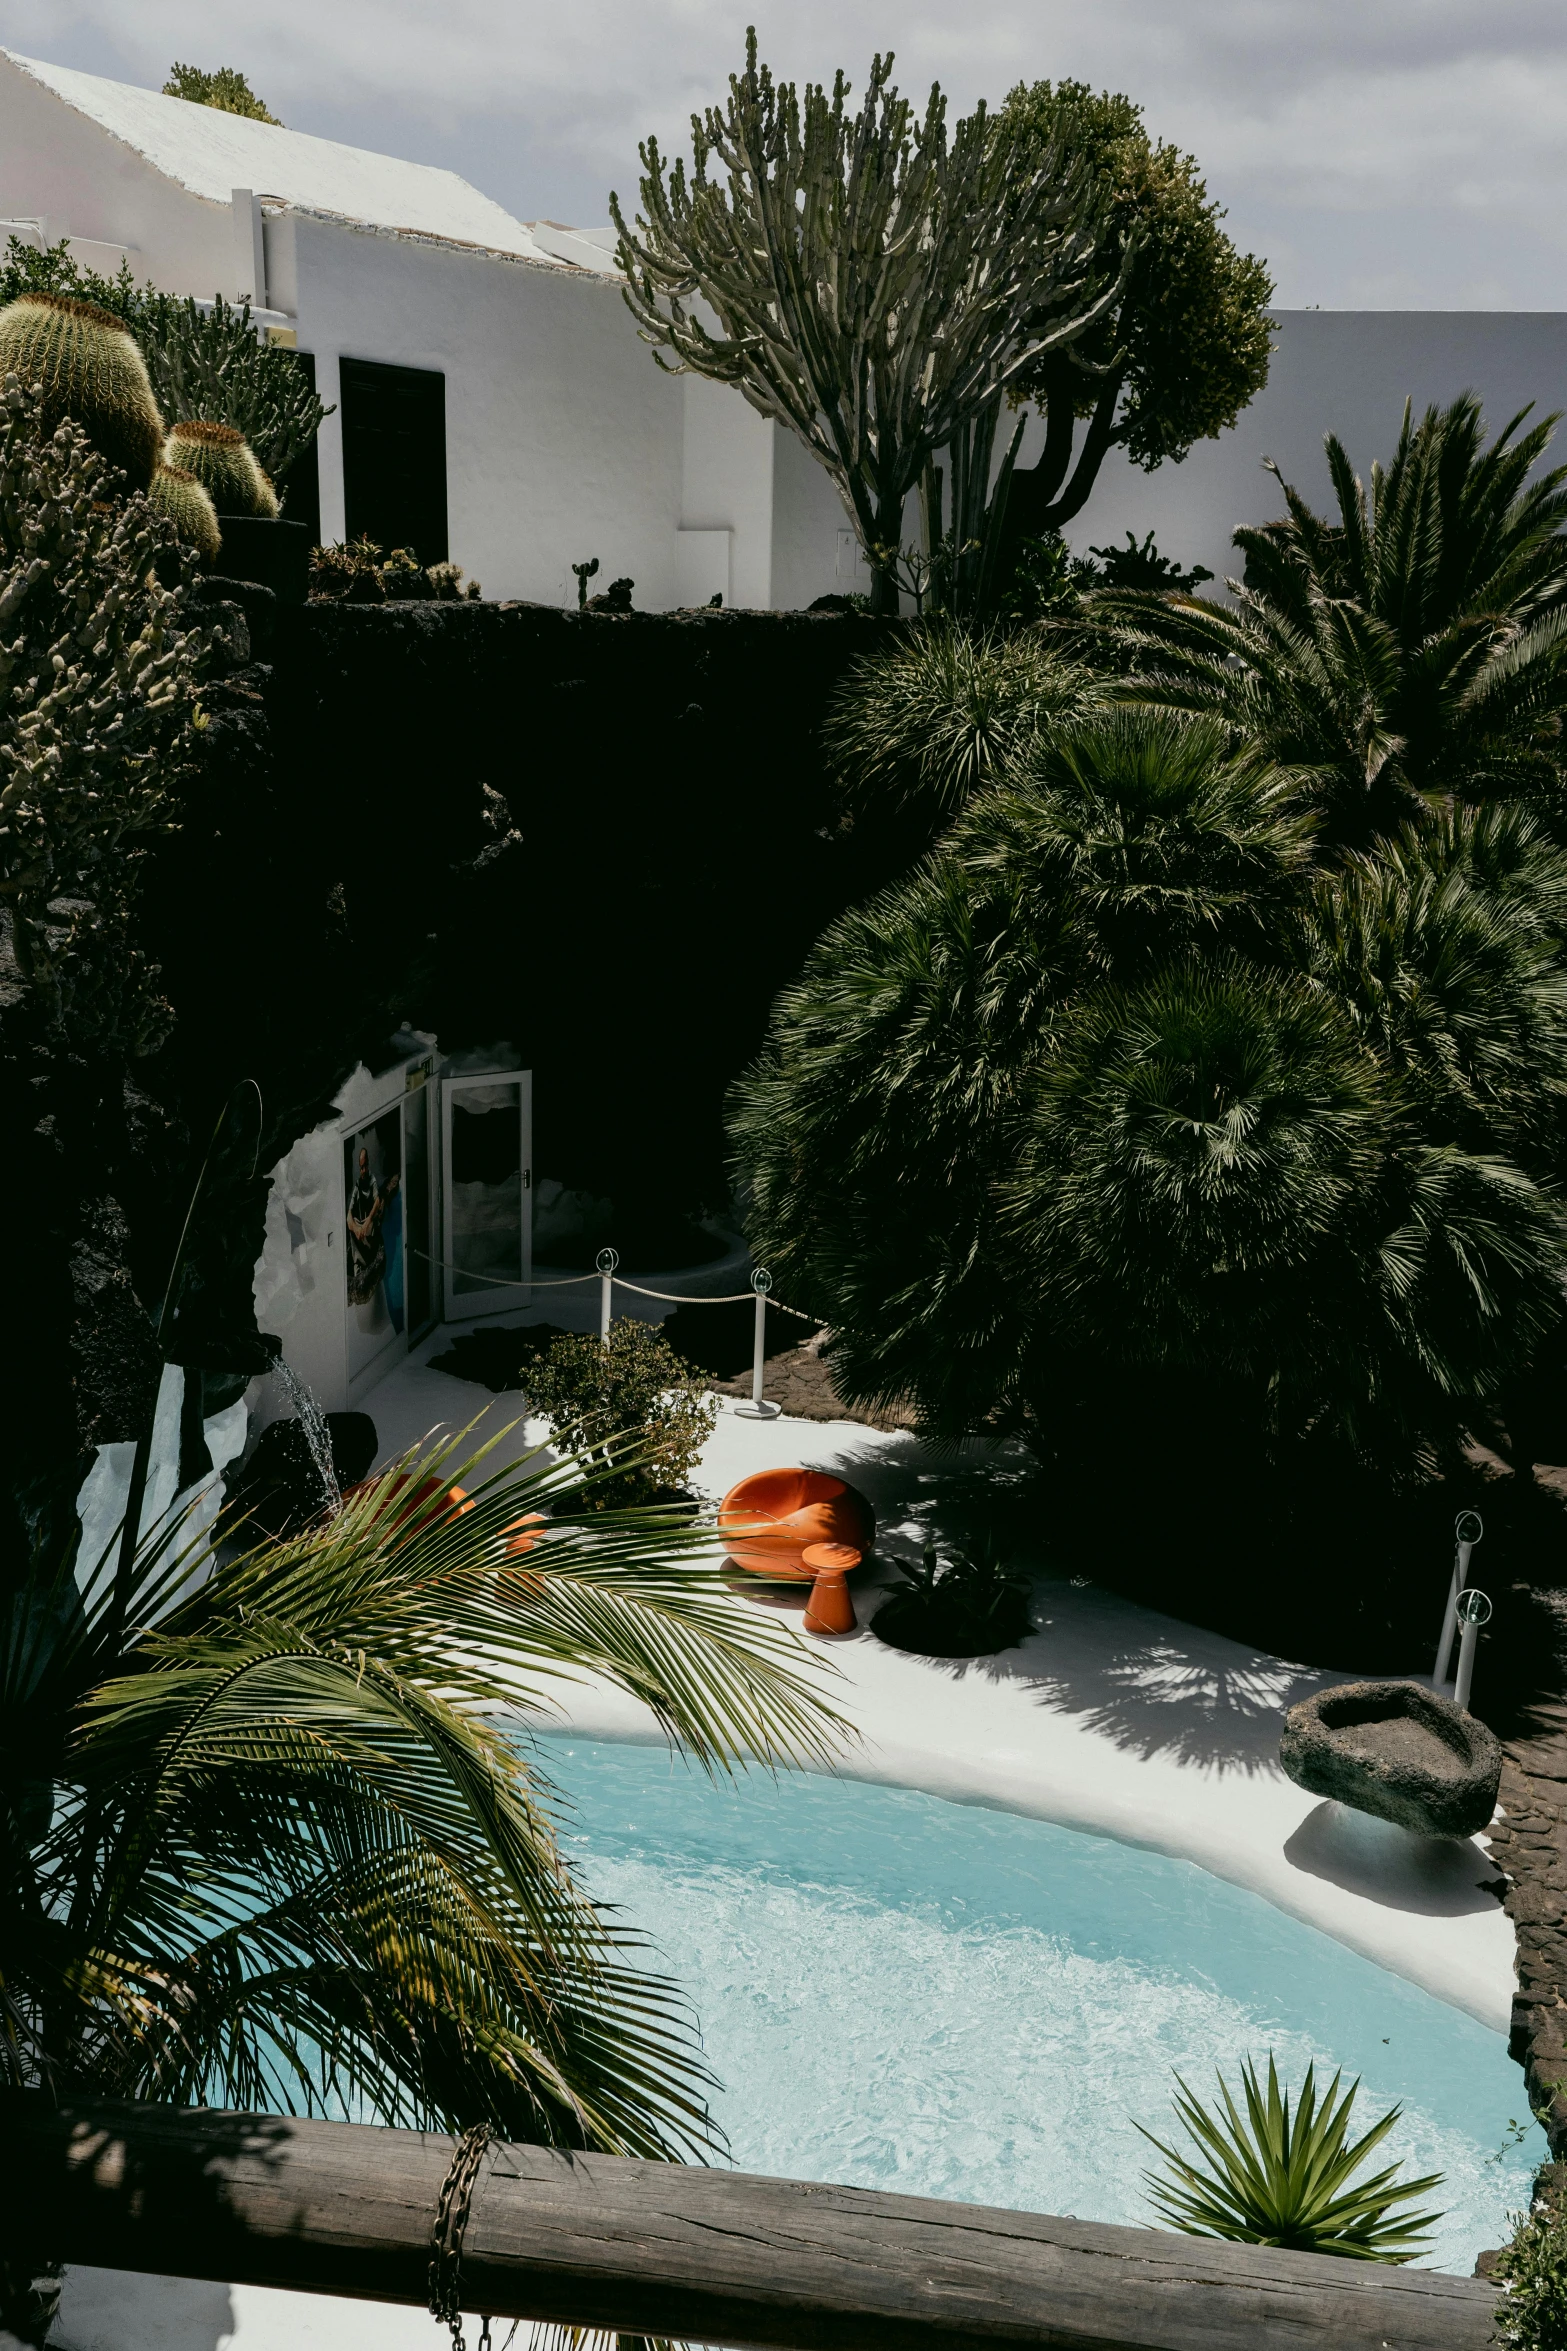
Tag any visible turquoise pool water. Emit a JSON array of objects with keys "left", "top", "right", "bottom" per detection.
[{"left": 542, "top": 1737, "right": 1543, "bottom": 2277}]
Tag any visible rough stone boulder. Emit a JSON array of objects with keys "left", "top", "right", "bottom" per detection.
[{"left": 1279, "top": 1678, "right": 1503, "bottom": 1839}]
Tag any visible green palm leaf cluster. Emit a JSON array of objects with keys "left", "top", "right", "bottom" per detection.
[
  {"left": 732, "top": 396, "right": 1567, "bottom": 1477},
  {"left": 1137, "top": 2054, "right": 1444, "bottom": 2262},
  {"left": 2, "top": 1431, "right": 842, "bottom": 2148},
  {"left": 1091, "top": 394, "right": 1567, "bottom": 843}
]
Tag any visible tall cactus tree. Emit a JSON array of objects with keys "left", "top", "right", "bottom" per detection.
[{"left": 611, "top": 31, "right": 1127, "bottom": 614}]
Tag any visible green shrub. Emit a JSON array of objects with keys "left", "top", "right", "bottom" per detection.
[
  {"left": 523, "top": 1319, "right": 717, "bottom": 1510},
  {"left": 1496, "top": 2197, "right": 1567, "bottom": 2350},
  {"left": 1137, "top": 2053, "right": 1443, "bottom": 2261},
  {"left": 162, "top": 62, "right": 281, "bottom": 123},
  {"left": 0, "top": 374, "right": 209, "bottom": 1047}
]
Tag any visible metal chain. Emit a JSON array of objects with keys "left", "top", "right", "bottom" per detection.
[{"left": 428, "top": 2120, "right": 497, "bottom": 2351}]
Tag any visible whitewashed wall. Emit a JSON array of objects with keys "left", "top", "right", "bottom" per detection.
[
  {"left": 1058, "top": 309, "right": 1567, "bottom": 585},
  {"left": 0, "top": 61, "right": 236, "bottom": 299}
]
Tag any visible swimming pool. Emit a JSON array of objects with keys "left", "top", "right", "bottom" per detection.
[{"left": 542, "top": 1736, "right": 1542, "bottom": 2279}]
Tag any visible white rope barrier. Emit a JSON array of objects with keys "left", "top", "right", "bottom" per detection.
[{"left": 406, "top": 1243, "right": 818, "bottom": 1410}]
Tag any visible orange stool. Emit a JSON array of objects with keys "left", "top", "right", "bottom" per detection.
[
  {"left": 801, "top": 1541, "right": 860, "bottom": 1635},
  {"left": 717, "top": 1467, "right": 874, "bottom": 1580}
]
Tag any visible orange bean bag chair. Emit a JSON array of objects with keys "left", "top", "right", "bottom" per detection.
[{"left": 718, "top": 1468, "right": 874, "bottom": 1580}]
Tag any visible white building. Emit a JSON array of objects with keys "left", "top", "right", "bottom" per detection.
[
  {"left": 4, "top": 46, "right": 1566, "bottom": 609},
  {"left": 0, "top": 46, "right": 854, "bottom": 608}
]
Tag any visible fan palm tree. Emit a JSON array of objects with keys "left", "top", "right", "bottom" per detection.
[
  {"left": 1, "top": 1428, "right": 844, "bottom": 2335},
  {"left": 1090, "top": 395, "right": 1567, "bottom": 846},
  {"left": 1305, "top": 799, "right": 1567, "bottom": 1161},
  {"left": 730, "top": 709, "right": 1327, "bottom": 1436}
]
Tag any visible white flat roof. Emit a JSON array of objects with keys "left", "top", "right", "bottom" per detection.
[{"left": 5, "top": 49, "right": 563, "bottom": 265}]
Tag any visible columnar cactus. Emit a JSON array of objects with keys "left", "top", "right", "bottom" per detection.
[
  {"left": 0, "top": 292, "right": 165, "bottom": 490},
  {"left": 148, "top": 462, "right": 222, "bottom": 563},
  {"left": 163, "top": 418, "right": 279, "bottom": 517}
]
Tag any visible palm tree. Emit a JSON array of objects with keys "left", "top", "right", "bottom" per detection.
[
  {"left": 730, "top": 701, "right": 1567, "bottom": 1461},
  {"left": 1090, "top": 395, "right": 1567, "bottom": 846},
  {"left": 1, "top": 1429, "right": 843, "bottom": 2336},
  {"left": 730, "top": 709, "right": 1327, "bottom": 1437}
]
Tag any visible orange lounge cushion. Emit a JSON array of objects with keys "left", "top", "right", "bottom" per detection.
[{"left": 718, "top": 1468, "right": 874, "bottom": 1579}]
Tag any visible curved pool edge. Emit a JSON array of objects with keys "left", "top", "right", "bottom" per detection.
[{"left": 521, "top": 1678, "right": 1516, "bottom": 2036}]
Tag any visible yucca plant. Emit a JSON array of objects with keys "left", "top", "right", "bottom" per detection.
[
  {"left": 1137, "top": 2054, "right": 1444, "bottom": 2261},
  {"left": 0, "top": 1426, "right": 844, "bottom": 2339},
  {"left": 1091, "top": 395, "right": 1567, "bottom": 847},
  {"left": 824, "top": 620, "right": 1099, "bottom": 818}
]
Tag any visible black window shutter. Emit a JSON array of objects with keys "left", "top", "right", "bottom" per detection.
[{"left": 339, "top": 358, "right": 449, "bottom": 566}]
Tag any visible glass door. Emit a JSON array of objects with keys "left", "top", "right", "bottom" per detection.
[{"left": 440, "top": 1071, "right": 532, "bottom": 1321}]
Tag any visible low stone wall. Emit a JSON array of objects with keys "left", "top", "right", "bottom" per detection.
[{"left": 1492, "top": 1712, "right": 1567, "bottom": 2162}]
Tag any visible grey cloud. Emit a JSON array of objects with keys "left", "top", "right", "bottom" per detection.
[{"left": 5, "top": 0, "right": 1567, "bottom": 303}]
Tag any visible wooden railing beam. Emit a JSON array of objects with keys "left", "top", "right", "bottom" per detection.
[{"left": 0, "top": 2098, "right": 1502, "bottom": 2351}]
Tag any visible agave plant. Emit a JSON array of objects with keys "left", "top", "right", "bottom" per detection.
[
  {"left": 1137, "top": 2053, "right": 1444, "bottom": 2261},
  {"left": 1091, "top": 395, "right": 1567, "bottom": 847},
  {"left": 1, "top": 1422, "right": 844, "bottom": 2337}
]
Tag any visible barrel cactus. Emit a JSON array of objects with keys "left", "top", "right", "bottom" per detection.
[
  {"left": 148, "top": 462, "right": 221, "bottom": 563},
  {"left": 163, "top": 418, "right": 279, "bottom": 517},
  {"left": 0, "top": 292, "right": 164, "bottom": 490}
]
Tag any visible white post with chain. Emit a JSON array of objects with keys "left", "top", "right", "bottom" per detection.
[{"left": 734, "top": 1268, "right": 781, "bottom": 1420}]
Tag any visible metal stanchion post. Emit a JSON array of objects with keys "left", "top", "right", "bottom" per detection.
[
  {"left": 1435, "top": 1508, "right": 1483, "bottom": 1685},
  {"left": 597, "top": 1247, "right": 618, "bottom": 1342},
  {"left": 734, "top": 1268, "right": 781, "bottom": 1421},
  {"left": 1453, "top": 1587, "right": 1492, "bottom": 1714}
]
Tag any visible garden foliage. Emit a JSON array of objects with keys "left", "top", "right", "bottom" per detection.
[
  {"left": 162, "top": 61, "right": 281, "bottom": 124},
  {"left": 0, "top": 237, "right": 329, "bottom": 491},
  {"left": 0, "top": 375, "right": 209, "bottom": 1048},
  {"left": 998, "top": 80, "right": 1274, "bottom": 535},
  {"left": 1496, "top": 2198, "right": 1567, "bottom": 2351},
  {"left": 523, "top": 1319, "right": 717, "bottom": 1509},
  {"left": 1137, "top": 2054, "right": 1443, "bottom": 2261},
  {"left": 731, "top": 399, "right": 1567, "bottom": 1482},
  {"left": 0, "top": 1430, "right": 838, "bottom": 2339}
]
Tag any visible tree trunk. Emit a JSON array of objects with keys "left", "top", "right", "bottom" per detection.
[{"left": 998, "top": 374, "right": 1124, "bottom": 591}]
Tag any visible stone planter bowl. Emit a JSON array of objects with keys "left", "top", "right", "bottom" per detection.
[{"left": 1279, "top": 1678, "right": 1502, "bottom": 1840}]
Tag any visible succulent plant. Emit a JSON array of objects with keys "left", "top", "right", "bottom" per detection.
[
  {"left": 147, "top": 462, "right": 221, "bottom": 563},
  {"left": 0, "top": 292, "right": 164, "bottom": 490},
  {"left": 163, "top": 418, "right": 279, "bottom": 517}
]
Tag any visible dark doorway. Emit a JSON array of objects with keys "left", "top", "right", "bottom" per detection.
[
  {"left": 277, "top": 348, "right": 321, "bottom": 545},
  {"left": 340, "top": 357, "right": 448, "bottom": 564}
]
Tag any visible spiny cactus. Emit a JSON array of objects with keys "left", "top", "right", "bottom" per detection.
[
  {"left": 0, "top": 292, "right": 164, "bottom": 490},
  {"left": 164, "top": 418, "right": 278, "bottom": 517},
  {"left": 0, "top": 371, "right": 209, "bottom": 1046},
  {"left": 148, "top": 461, "right": 221, "bottom": 563}
]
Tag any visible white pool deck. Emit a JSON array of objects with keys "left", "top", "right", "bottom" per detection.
[
  {"left": 360, "top": 1330, "right": 1517, "bottom": 2032},
  {"left": 42, "top": 1332, "right": 1521, "bottom": 2351}
]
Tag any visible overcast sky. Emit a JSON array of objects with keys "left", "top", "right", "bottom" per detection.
[{"left": 4, "top": 0, "right": 1565, "bottom": 309}]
